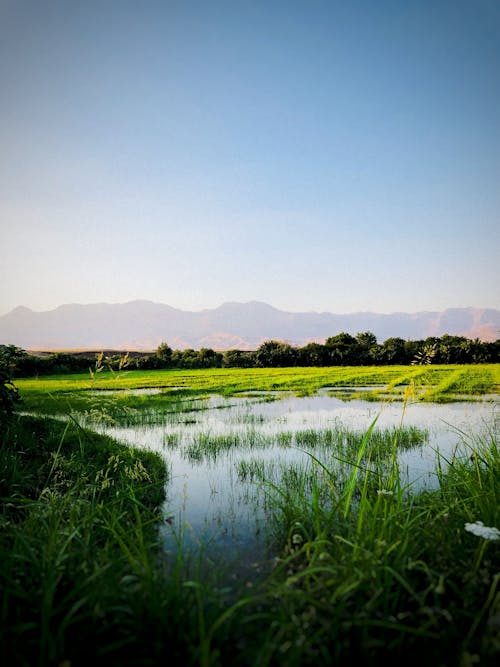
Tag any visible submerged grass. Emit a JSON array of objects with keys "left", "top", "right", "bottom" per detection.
[{"left": 181, "top": 424, "right": 428, "bottom": 464}]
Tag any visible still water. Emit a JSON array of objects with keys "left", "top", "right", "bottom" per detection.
[{"left": 89, "top": 390, "right": 499, "bottom": 570}]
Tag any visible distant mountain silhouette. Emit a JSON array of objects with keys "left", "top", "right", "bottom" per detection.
[{"left": 0, "top": 300, "right": 498, "bottom": 350}]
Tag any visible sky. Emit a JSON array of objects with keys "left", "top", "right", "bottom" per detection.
[{"left": 1, "top": 0, "right": 499, "bottom": 316}]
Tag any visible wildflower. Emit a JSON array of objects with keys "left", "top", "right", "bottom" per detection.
[
  {"left": 292, "top": 533, "right": 303, "bottom": 546},
  {"left": 377, "top": 489, "right": 394, "bottom": 497},
  {"left": 464, "top": 521, "right": 500, "bottom": 541}
]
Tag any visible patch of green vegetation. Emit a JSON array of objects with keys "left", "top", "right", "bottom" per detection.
[
  {"left": 420, "top": 366, "right": 498, "bottom": 402},
  {"left": 249, "top": 423, "right": 500, "bottom": 666},
  {"left": 185, "top": 432, "right": 245, "bottom": 462},
  {"left": 178, "top": 425, "right": 428, "bottom": 465},
  {"left": 236, "top": 457, "right": 271, "bottom": 482},
  {"left": 14, "top": 365, "right": 500, "bottom": 422},
  {"left": 0, "top": 414, "right": 176, "bottom": 666}
]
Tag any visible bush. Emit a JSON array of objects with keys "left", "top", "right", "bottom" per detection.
[{"left": 0, "top": 345, "right": 22, "bottom": 415}]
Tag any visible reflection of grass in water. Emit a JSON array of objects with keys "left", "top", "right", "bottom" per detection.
[
  {"left": 236, "top": 413, "right": 266, "bottom": 425},
  {"left": 234, "top": 426, "right": 428, "bottom": 491},
  {"left": 294, "top": 424, "right": 427, "bottom": 455},
  {"left": 186, "top": 425, "right": 428, "bottom": 464},
  {"left": 185, "top": 430, "right": 264, "bottom": 461},
  {"left": 162, "top": 432, "right": 181, "bottom": 448},
  {"left": 277, "top": 431, "right": 293, "bottom": 446},
  {"left": 236, "top": 457, "right": 271, "bottom": 481}
]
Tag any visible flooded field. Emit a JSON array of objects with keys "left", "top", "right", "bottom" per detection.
[
  {"left": 8, "top": 366, "right": 500, "bottom": 665},
  {"left": 87, "top": 388, "right": 499, "bottom": 571}
]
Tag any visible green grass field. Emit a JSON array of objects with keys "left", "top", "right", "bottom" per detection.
[{"left": 15, "top": 363, "right": 500, "bottom": 415}]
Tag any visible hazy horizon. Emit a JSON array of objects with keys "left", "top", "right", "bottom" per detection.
[
  {"left": 1, "top": 1, "right": 499, "bottom": 315},
  {"left": 2, "top": 299, "right": 499, "bottom": 351},
  {"left": 3, "top": 297, "right": 500, "bottom": 320}
]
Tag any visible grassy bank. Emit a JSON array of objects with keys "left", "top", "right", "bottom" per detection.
[{"left": 0, "top": 414, "right": 171, "bottom": 666}]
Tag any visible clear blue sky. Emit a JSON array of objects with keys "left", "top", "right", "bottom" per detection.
[{"left": 1, "top": 0, "right": 499, "bottom": 315}]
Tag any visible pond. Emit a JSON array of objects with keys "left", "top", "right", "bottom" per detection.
[{"left": 88, "top": 390, "right": 499, "bottom": 576}]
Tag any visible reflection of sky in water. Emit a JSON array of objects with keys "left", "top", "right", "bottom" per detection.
[{"left": 91, "top": 393, "right": 499, "bottom": 569}]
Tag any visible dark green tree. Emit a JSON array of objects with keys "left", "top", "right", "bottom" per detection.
[
  {"left": 255, "top": 340, "right": 297, "bottom": 367},
  {"left": 222, "top": 350, "right": 255, "bottom": 368},
  {"left": 324, "top": 333, "right": 359, "bottom": 365},
  {"left": 381, "top": 337, "right": 407, "bottom": 364},
  {"left": 156, "top": 342, "right": 173, "bottom": 366},
  {"left": 355, "top": 331, "right": 378, "bottom": 364},
  {"left": 197, "top": 348, "right": 223, "bottom": 368},
  {"left": 299, "top": 342, "right": 329, "bottom": 366},
  {"left": 355, "top": 331, "right": 377, "bottom": 348}
]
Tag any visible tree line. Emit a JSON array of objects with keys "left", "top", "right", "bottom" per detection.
[{"left": 1, "top": 332, "right": 499, "bottom": 377}]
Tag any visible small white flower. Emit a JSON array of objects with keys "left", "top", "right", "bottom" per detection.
[
  {"left": 464, "top": 521, "right": 500, "bottom": 541},
  {"left": 377, "top": 489, "right": 394, "bottom": 497},
  {"left": 291, "top": 533, "right": 303, "bottom": 546}
]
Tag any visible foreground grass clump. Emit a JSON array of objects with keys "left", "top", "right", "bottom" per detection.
[
  {"left": 0, "top": 414, "right": 175, "bottom": 666},
  {"left": 250, "top": 424, "right": 499, "bottom": 666}
]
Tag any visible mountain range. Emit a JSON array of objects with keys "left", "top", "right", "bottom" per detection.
[{"left": 0, "top": 301, "right": 499, "bottom": 351}]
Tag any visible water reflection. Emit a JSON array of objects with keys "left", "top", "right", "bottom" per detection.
[{"left": 90, "top": 391, "right": 499, "bottom": 569}]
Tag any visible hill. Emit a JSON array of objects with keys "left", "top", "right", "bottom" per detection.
[{"left": 0, "top": 301, "right": 498, "bottom": 350}]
